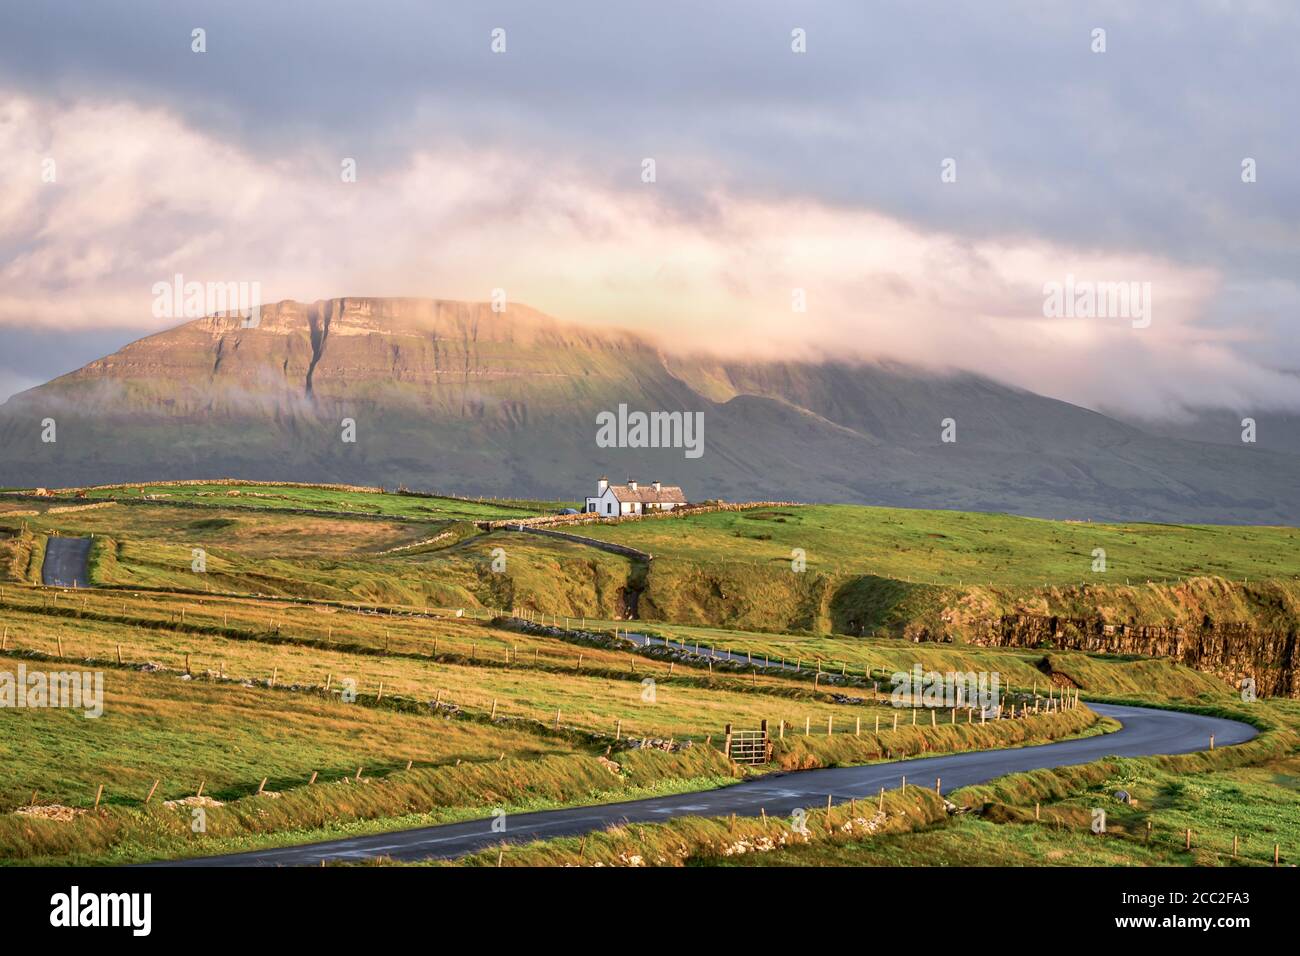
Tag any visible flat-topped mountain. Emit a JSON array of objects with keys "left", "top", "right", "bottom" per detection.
[{"left": 2, "top": 297, "right": 1297, "bottom": 523}]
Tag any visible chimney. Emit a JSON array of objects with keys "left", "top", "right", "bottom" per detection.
[
  {"left": 652, "top": 480, "right": 662, "bottom": 492},
  {"left": 628, "top": 479, "right": 638, "bottom": 491},
  {"left": 597, "top": 476, "right": 609, "bottom": 494}
]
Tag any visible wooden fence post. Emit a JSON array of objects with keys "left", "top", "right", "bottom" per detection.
[
  {"left": 615, "top": 718, "right": 622, "bottom": 741},
  {"left": 94, "top": 784, "right": 104, "bottom": 810},
  {"left": 490, "top": 698, "right": 497, "bottom": 720},
  {"left": 723, "top": 723, "right": 733, "bottom": 759},
  {"left": 145, "top": 780, "right": 160, "bottom": 805}
]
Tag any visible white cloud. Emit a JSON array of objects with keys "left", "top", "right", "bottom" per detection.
[{"left": 1, "top": 91, "right": 1298, "bottom": 419}]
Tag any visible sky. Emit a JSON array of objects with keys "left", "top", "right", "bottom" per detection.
[{"left": 0, "top": 0, "right": 1296, "bottom": 418}]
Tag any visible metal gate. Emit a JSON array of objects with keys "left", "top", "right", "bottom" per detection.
[{"left": 724, "top": 720, "right": 771, "bottom": 764}]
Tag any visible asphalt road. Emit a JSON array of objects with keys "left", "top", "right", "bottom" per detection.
[
  {"left": 41, "top": 536, "right": 92, "bottom": 588},
  {"left": 162, "top": 702, "right": 1255, "bottom": 867}
]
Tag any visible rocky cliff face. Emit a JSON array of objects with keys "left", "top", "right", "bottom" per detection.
[
  {"left": 965, "top": 614, "right": 1296, "bottom": 698},
  {"left": 2, "top": 296, "right": 1299, "bottom": 524},
  {"left": 901, "top": 577, "right": 1300, "bottom": 698}
]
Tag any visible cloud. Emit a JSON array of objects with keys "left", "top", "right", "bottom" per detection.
[{"left": 1, "top": 89, "right": 1298, "bottom": 419}]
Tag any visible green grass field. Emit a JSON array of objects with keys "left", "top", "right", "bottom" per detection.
[
  {"left": 580, "top": 505, "right": 1300, "bottom": 583},
  {"left": 58, "top": 482, "right": 560, "bottom": 521},
  {"left": 2, "top": 482, "right": 1298, "bottom": 866}
]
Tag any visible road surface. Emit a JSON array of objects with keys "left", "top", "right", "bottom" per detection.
[
  {"left": 161, "top": 702, "right": 1255, "bottom": 866},
  {"left": 41, "top": 536, "right": 92, "bottom": 588}
]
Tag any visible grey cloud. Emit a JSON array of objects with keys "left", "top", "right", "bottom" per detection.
[{"left": 0, "top": 0, "right": 1296, "bottom": 402}]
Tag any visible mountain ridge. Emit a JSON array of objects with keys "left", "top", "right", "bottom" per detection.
[{"left": 2, "top": 296, "right": 1297, "bottom": 524}]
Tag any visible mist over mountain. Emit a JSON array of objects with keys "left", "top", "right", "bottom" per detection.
[{"left": 1, "top": 297, "right": 1297, "bottom": 524}]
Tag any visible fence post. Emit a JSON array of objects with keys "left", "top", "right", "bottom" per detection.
[
  {"left": 615, "top": 718, "right": 622, "bottom": 741},
  {"left": 827, "top": 716, "right": 833, "bottom": 737},
  {"left": 723, "top": 723, "right": 733, "bottom": 759},
  {"left": 490, "top": 698, "right": 497, "bottom": 720},
  {"left": 805, "top": 717, "right": 810, "bottom": 736},
  {"left": 856, "top": 716, "right": 861, "bottom": 737},
  {"left": 145, "top": 779, "right": 160, "bottom": 805}
]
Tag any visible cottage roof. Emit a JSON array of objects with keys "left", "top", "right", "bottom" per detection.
[{"left": 607, "top": 483, "right": 686, "bottom": 504}]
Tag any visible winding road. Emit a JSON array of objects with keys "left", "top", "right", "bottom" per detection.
[
  {"left": 162, "top": 702, "right": 1256, "bottom": 867},
  {"left": 41, "top": 536, "right": 92, "bottom": 588}
]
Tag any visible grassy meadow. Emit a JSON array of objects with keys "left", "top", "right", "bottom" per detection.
[{"left": 1, "top": 482, "right": 1297, "bottom": 865}]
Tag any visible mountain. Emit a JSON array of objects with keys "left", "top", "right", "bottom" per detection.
[{"left": 2, "top": 297, "right": 1298, "bottom": 523}]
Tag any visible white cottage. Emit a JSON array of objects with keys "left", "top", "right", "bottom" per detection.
[{"left": 585, "top": 476, "right": 687, "bottom": 516}]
